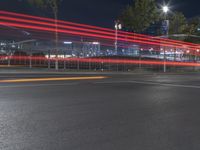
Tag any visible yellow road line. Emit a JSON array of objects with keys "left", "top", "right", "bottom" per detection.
[{"left": 0, "top": 76, "right": 107, "bottom": 83}]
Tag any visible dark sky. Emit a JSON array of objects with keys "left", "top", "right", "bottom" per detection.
[{"left": 0, "top": 0, "right": 199, "bottom": 28}]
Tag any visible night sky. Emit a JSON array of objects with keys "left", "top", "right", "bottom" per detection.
[{"left": 0, "top": 0, "right": 199, "bottom": 28}]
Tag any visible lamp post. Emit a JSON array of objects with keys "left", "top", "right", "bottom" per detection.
[
  {"left": 162, "top": 5, "right": 169, "bottom": 73},
  {"left": 115, "top": 21, "right": 122, "bottom": 55},
  {"left": 195, "top": 49, "right": 199, "bottom": 62},
  {"left": 115, "top": 21, "right": 122, "bottom": 72},
  {"left": 63, "top": 41, "right": 72, "bottom": 70}
]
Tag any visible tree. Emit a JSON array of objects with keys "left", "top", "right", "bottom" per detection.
[
  {"left": 185, "top": 16, "right": 200, "bottom": 35},
  {"left": 120, "top": 0, "right": 159, "bottom": 32},
  {"left": 27, "top": 0, "right": 62, "bottom": 70},
  {"left": 168, "top": 12, "right": 187, "bottom": 34},
  {"left": 184, "top": 17, "right": 200, "bottom": 44}
]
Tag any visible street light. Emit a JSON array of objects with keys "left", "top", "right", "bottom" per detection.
[
  {"left": 162, "top": 5, "right": 170, "bottom": 73},
  {"left": 162, "top": 6, "right": 169, "bottom": 14},
  {"left": 63, "top": 41, "right": 73, "bottom": 69},
  {"left": 115, "top": 20, "right": 122, "bottom": 55}
]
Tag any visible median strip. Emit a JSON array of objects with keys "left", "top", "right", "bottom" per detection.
[{"left": 0, "top": 76, "right": 107, "bottom": 83}]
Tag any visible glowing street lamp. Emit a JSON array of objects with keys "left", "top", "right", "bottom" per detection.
[
  {"left": 115, "top": 24, "right": 122, "bottom": 30},
  {"left": 162, "top": 6, "right": 169, "bottom": 14}
]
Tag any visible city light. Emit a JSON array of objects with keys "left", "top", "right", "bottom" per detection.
[
  {"left": 92, "top": 42, "right": 100, "bottom": 45},
  {"left": 64, "top": 41, "right": 72, "bottom": 44},
  {"left": 162, "top": 6, "right": 169, "bottom": 13}
]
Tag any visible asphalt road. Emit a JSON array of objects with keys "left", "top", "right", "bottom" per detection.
[{"left": 0, "top": 72, "right": 200, "bottom": 150}]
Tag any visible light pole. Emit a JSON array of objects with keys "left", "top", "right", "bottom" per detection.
[
  {"left": 195, "top": 49, "right": 199, "bottom": 62},
  {"left": 63, "top": 41, "right": 72, "bottom": 70},
  {"left": 115, "top": 21, "right": 122, "bottom": 72},
  {"left": 162, "top": 5, "right": 169, "bottom": 73},
  {"left": 115, "top": 21, "right": 122, "bottom": 55}
]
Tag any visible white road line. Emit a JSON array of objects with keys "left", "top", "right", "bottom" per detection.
[{"left": 95, "top": 80, "right": 200, "bottom": 89}]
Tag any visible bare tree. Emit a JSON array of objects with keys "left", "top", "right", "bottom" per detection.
[{"left": 27, "top": 0, "right": 62, "bottom": 70}]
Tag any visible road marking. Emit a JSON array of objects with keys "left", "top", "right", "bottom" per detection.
[
  {"left": 129, "top": 81, "right": 200, "bottom": 89},
  {"left": 0, "top": 76, "right": 107, "bottom": 83},
  {"left": 95, "top": 80, "right": 200, "bottom": 89},
  {"left": 0, "top": 65, "right": 25, "bottom": 67}
]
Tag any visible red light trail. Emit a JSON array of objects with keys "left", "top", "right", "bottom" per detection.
[
  {"left": 0, "top": 15, "right": 199, "bottom": 51},
  {"left": 1, "top": 56, "right": 200, "bottom": 67},
  {"left": 0, "top": 20, "right": 199, "bottom": 51},
  {"left": 0, "top": 16, "right": 186, "bottom": 48},
  {"left": 1, "top": 10, "right": 199, "bottom": 49}
]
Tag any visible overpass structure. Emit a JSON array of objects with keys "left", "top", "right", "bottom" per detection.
[{"left": 0, "top": 11, "right": 200, "bottom": 71}]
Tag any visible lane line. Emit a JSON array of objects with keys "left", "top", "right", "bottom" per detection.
[
  {"left": 0, "top": 76, "right": 107, "bottom": 83},
  {"left": 95, "top": 80, "right": 200, "bottom": 89}
]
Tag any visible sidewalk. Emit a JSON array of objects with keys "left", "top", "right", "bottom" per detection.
[
  {"left": 0, "top": 67, "right": 199, "bottom": 75},
  {"left": 0, "top": 67, "right": 155, "bottom": 75}
]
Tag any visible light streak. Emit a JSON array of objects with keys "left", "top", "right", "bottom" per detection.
[
  {"left": 1, "top": 56, "right": 200, "bottom": 67},
  {"left": 1, "top": 15, "right": 199, "bottom": 50},
  {"left": 1, "top": 10, "right": 199, "bottom": 48},
  {"left": 0, "top": 21, "right": 198, "bottom": 51},
  {"left": 0, "top": 76, "right": 107, "bottom": 83}
]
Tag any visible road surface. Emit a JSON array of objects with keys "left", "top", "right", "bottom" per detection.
[{"left": 0, "top": 72, "right": 200, "bottom": 150}]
